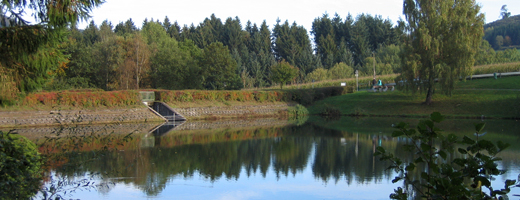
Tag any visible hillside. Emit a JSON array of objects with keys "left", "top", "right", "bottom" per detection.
[
  {"left": 483, "top": 15, "right": 520, "bottom": 50},
  {"left": 484, "top": 14, "right": 520, "bottom": 29}
]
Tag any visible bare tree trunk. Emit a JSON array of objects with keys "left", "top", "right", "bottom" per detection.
[
  {"left": 424, "top": 66, "right": 435, "bottom": 105},
  {"left": 424, "top": 87, "right": 433, "bottom": 105}
]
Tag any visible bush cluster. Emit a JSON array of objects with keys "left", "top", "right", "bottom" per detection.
[
  {"left": 17, "top": 86, "right": 351, "bottom": 109},
  {"left": 285, "top": 86, "right": 351, "bottom": 106},
  {"left": 154, "top": 87, "right": 349, "bottom": 106},
  {"left": 376, "top": 112, "right": 518, "bottom": 199},
  {"left": 320, "top": 104, "right": 342, "bottom": 117},
  {"left": 155, "top": 90, "right": 286, "bottom": 103},
  {"left": 22, "top": 90, "right": 140, "bottom": 108},
  {"left": 287, "top": 104, "right": 309, "bottom": 116},
  {"left": 0, "top": 131, "right": 43, "bottom": 199}
]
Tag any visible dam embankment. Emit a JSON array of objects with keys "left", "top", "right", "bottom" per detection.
[{"left": 0, "top": 104, "right": 293, "bottom": 128}]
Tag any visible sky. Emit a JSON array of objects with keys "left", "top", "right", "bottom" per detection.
[{"left": 78, "top": 0, "right": 519, "bottom": 31}]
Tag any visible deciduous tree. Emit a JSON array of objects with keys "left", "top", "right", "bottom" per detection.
[
  {"left": 400, "top": 0, "right": 484, "bottom": 105},
  {"left": 118, "top": 33, "right": 150, "bottom": 90},
  {"left": 270, "top": 60, "right": 298, "bottom": 89},
  {"left": 200, "top": 42, "right": 238, "bottom": 90},
  {"left": 91, "top": 35, "right": 125, "bottom": 90}
]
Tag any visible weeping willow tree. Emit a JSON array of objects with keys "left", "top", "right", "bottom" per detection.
[
  {"left": 0, "top": 0, "right": 104, "bottom": 103},
  {"left": 399, "top": 0, "right": 484, "bottom": 105}
]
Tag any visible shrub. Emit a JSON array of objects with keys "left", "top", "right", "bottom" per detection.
[
  {"left": 375, "top": 112, "right": 518, "bottom": 200},
  {"left": 288, "top": 104, "right": 309, "bottom": 116},
  {"left": 179, "top": 91, "right": 193, "bottom": 102},
  {"left": 287, "top": 104, "right": 310, "bottom": 126},
  {"left": 150, "top": 87, "right": 350, "bottom": 106},
  {"left": 343, "top": 86, "right": 356, "bottom": 94},
  {"left": 191, "top": 90, "right": 205, "bottom": 101},
  {"left": 306, "top": 68, "right": 328, "bottom": 82},
  {"left": 21, "top": 90, "right": 140, "bottom": 108},
  {"left": 0, "top": 131, "right": 43, "bottom": 199},
  {"left": 328, "top": 62, "right": 354, "bottom": 80},
  {"left": 299, "top": 90, "right": 315, "bottom": 106},
  {"left": 241, "top": 91, "right": 253, "bottom": 101},
  {"left": 320, "top": 104, "right": 342, "bottom": 120},
  {"left": 253, "top": 91, "right": 267, "bottom": 102}
]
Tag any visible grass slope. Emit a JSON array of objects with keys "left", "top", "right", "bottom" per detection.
[{"left": 308, "top": 76, "right": 520, "bottom": 119}]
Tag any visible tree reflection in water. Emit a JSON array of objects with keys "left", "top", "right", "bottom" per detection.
[{"left": 24, "top": 118, "right": 520, "bottom": 199}]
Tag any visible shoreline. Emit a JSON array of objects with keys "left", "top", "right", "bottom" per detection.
[
  {"left": 340, "top": 113, "right": 520, "bottom": 120},
  {"left": 0, "top": 103, "right": 295, "bottom": 128},
  {"left": 0, "top": 107, "right": 164, "bottom": 128}
]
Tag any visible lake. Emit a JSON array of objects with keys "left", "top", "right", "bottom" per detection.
[{"left": 16, "top": 117, "right": 520, "bottom": 199}]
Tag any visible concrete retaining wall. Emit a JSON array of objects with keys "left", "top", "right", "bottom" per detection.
[
  {"left": 0, "top": 108, "right": 163, "bottom": 128},
  {"left": 0, "top": 104, "right": 293, "bottom": 128}
]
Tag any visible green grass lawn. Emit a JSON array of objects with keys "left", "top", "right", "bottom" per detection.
[{"left": 308, "top": 76, "right": 520, "bottom": 118}]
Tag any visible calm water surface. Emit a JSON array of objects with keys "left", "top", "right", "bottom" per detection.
[{"left": 24, "top": 117, "right": 520, "bottom": 200}]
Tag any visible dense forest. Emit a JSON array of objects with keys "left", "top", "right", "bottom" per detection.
[
  {"left": 56, "top": 13, "right": 405, "bottom": 91},
  {"left": 483, "top": 14, "right": 520, "bottom": 50},
  {"left": 3, "top": 13, "right": 520, "bottom": 96}
]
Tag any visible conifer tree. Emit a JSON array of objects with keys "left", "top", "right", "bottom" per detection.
[{"left": 0, "top": 0, "right": 103, "bottom": 94}]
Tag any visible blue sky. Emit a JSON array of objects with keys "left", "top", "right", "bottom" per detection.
[{"left": 79, "top": 0, "right": 519, "bottom": 30}]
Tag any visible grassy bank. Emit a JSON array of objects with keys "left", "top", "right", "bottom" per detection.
[
  {"left": 1, "top": 86, "right": 352, "bottom": 112},
  {"left": 157, "top": 87, "right": 354, "bottom": 109},
  {"left": 2, "top": 62, "right": 517, "bottom": 113},
  {"left": 308, "top": 76, "right": 520, "bottom": 119},
  {"left": 0, "top": 90, "right": 145, "bottom": 111}
]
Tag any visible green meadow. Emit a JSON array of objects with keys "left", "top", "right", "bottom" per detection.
[{"left": 308, "top": 76, "right": 520, "bottom": 119}]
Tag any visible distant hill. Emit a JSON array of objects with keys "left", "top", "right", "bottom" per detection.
[
  {"left": 483, "top": 15, "right": 520, "bottom": 50},
  {"left": 484, "top": 15, "right": 520, "bottom": 29}
]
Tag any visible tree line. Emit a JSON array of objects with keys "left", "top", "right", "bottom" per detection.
[
  {"left": 2, "top": 10, "right": 520, "bottom": 104},
  {"left": 53, "top": 13, "right": 407, "bottom": 91},
  {"left": 53, "top": 13, "right": 520, "bottom": 92},
  {"left": 58, "top": 14, "right": 520, "bottom": 90}
]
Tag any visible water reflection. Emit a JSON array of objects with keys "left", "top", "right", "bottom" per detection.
[
  {"left": 22, "top": 117, "right": 520, "bottom": 199},
  {"left": 149, "top": 121, "right": 186, "bottom": 136}
]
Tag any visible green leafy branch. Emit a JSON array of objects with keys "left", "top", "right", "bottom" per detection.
[{"left": 375, "top": 112, "right": 519, "bottom": 200}]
